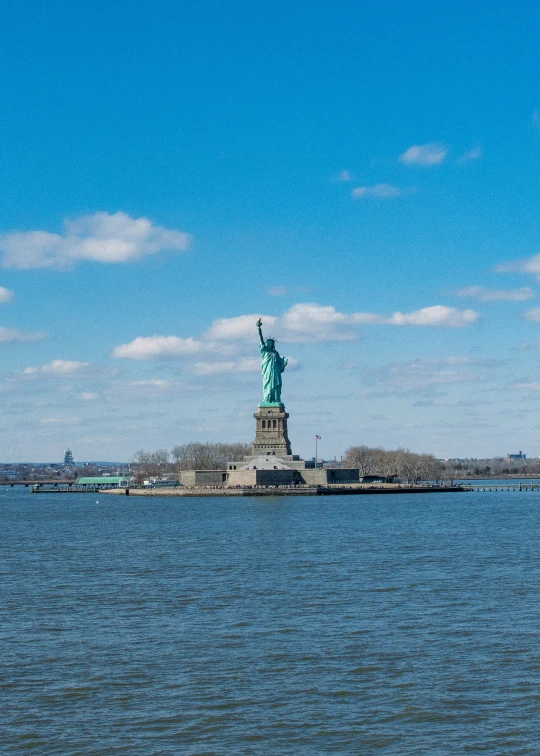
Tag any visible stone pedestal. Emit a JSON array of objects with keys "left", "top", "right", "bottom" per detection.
[{"left": 252, "top": 403, "right": 292, "bottom": 457}]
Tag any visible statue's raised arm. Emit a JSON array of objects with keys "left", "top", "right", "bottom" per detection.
[
  {"left": 256, "top": 318, "right": 287, "bottom": 405},
  {"left": 256, "top": 318, "right": 265, "bottom": 347}
]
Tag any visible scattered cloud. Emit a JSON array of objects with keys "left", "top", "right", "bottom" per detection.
[
  {"left": 532, "top": 111, "right": 540, "bottom": 130},
  {"left": 111, "top": 335, "right": 234, "bottom": 360},
  {"left": 457, "top": 147, "right": 483, "bottom": 164},
  {"left": 522, "top": 308, "right": 540, "bottom": 322},
  {"left": 21, "top": 360, "right": 117, "bottom": 380},
  {"left": 280, "top": 303, "right": 380, "bottom": 341},
  {"left": 384, "top": 305, "right": 478, "bottom": 327},
  {"left": 0, "top": 327, "right": 47, "bottom": 343},
  {"left": 112, "top": 303, "right": 479, "bottom": 371},
  {"left": 81, "top": 392, "right": 98, "bottom": 401},
  {"left": 495, "top": 253, "right": 540, "bottom": 280},
  {"left": 417, "top": 356, "right": 503, "bottom": 367},
  {"left": 512, "top": 382, "right": 540, "bottom": 392},
  {"left": 351, "top": 183, "right": 400, "bottom": 199},
  {"left": 190, "top": 356, "right": 299, "bottom": 375},
  {"left": 363, "top": 356, "right": 497, "bottom": 393},
  {"left": 130, "top": 379, "right": 174, "bottom": 388},
  {"left": 0, "top": 286, "right": 14, "bottom": 303},
  {"left": 205, "top": 303, "right": 478, "bottom": 343},
  {"left": 190, "top": 357, "right": 262, "bottom": 375},
  {"left": 23, "top": 360, "right": 91, "bottom": 376},
  {"left": 40, "top": 417, "right": 82, "bottom": 425},
  {"left": 0, "top": 211, "right": 191, "bottom": 270},
  {"left": 336, "top": 170, "right": 353, "bottom": 182},
  {"left": 454, "top": 285, "right": 534, "bottom": 302},
  {"left": 205, "top": 305, "right": 378, "bottom": 343},
  {"left": 205, "top": 314, "right": 277, "bottom": 341},
  {"left": 267, "top": 286, "right": 288, "bottom": 296},
  {"left": 399, "top": 143, "right": 447, "bottom": 166},
  {"left": 33, "top": 360, "right": 88, "bottom": 375}
]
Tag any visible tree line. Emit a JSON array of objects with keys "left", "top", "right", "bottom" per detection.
[
  {"left": 130, "top": 442, "right": 444, "bottom": 483},
  {"left": 342, "top": 445, "right": 442, "bottom": 483},
  {"left": 440, "top": 457, "right": 540, "bottom": 478},
  {"left": 131, "top": 443, "right": 251, "bottom": 480}
]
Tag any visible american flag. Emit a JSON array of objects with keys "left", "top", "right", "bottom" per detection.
[{"left": 316, "top": 435, "right": 321, "bottom": 440}]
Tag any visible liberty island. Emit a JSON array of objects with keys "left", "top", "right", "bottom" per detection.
[{"left": 38, "top": 319, "right": 464, "bottom": 495}]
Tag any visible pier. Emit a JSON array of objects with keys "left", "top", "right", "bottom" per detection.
[{"left": 462, "top": 483, "right": 540, "bottom": 492}]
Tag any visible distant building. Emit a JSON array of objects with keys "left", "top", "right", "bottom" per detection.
[
  {"left": 64, "top": 449, "right": 74, "bottom": 465},
  {"left": 506, "top": 451, "right": 526, "bottom": 461},
  {"left": 76, "top": 476, "right": 135, "bottom": 488}
]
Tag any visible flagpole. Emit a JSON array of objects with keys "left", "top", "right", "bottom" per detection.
[{"left": 315, "top": 434, "right": 318, "bottom": 468}]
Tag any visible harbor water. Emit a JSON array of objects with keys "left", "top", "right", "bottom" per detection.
[{"left": 2, "top": 486, "right": 540, "bottom": 754}]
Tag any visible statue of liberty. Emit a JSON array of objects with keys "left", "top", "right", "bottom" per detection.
[{"left": 256, "top": 318, "right": 288, "bottom": 404}]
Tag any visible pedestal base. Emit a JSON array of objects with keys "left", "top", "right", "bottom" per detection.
[{"left": 252, "top": 404, "right": 292, "bottom": 457}]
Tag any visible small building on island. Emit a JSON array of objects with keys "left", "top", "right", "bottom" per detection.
[{"left": 76, "top": 476, "right": 135, "bottom": 489}]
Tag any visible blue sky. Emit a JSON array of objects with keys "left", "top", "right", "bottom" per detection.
[{"left": 1, "top": 0, "right": 540, "bottom": 461}]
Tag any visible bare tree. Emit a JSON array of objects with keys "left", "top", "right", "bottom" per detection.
[
  {"left": 342, "top": 445, "right": 442, "bottom": 482},
  {"left": 342, "top": 445, "right": 378, "bottom": 475},
  {"left": 171, "top": 442, "right": 251, "bottom": 471},
  {"left": 131, "top": 449, "right": 170, "bottom": 481}
]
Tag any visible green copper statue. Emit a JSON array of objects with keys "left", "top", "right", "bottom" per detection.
[{"left": 257, "top": 318, "right": 288, "bottom": 404}]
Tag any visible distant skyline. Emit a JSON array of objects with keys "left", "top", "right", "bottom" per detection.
[{"left": 1, "top": 0, "right": 540, "bottom": 461}]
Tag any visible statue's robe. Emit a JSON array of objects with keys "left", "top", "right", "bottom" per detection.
[{"left": 260, "top": 344, "right": 286, "bottom": 402}]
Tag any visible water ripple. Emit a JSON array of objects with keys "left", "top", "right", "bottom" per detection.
[{"left": 2, "top": 488, "right": 540, "bottom": 754}]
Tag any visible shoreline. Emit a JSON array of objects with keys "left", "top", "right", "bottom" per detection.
[{"left": 100, "top": 484, "right": 465, "bottom": 498}]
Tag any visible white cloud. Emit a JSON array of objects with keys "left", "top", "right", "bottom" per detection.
[
  {"left": 267, "top": 286, "right": 288, "bottom": 296},
  {"left": 522, "top": 308, "right": 540, "bottom": 322},
  {"left": 113, "top": 303, "right": 479, "bottom": 368},
  {"left": 111, "top": 335, "right": 234, "bottom": 360},
  {"left": 205, "top": 314, "right": 278, "bottom": 341},
  {"left": 399, "top": 143, "right": 447, "bottom": 166},
  {"left": 0, "top": 327, "right": 47, "bottom": 343},
  {"left": 0, "top": 211, "right": 191, "bottom": 270},
  {"left": 23, "top": 359, "right": 90, "bottom": 376},
  {"left": 351, "top": 184, "right": 400, "bottom": 199},
  {"left": 457, "top": 147, "right": 483, "bottom": 164},
  {"left": 0, "top": 286, "right": 14, "bottom": 303},
  {"left": 385, "top": 305, "right": 478, "bottom": 327},
  {"left": 81, "top": 392, "right": 98, "bottom": 401},
  {"left": 336, "top": 170, "right": 353, "bottom": 182},
  {"left": 279, "top": 303, "right": 379, "bottom": 341},
  {"left": 205, "top": 303, "right": 478, "bottom": 344},
  {"left": 532, "top": 111, "right": 540, "bottom": 130},
  {"left": 455, "top": 285, "right": 534, "bottom": 302},
  {"left": 495, "top": 253, "right": 540, "bottom": 280}
]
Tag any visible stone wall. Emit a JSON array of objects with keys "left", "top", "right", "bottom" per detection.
[
  {"left": 226, "top": 468, "right": 301, "bottom": 487},
  {"left": 180, "top": 470, "right": 227, "bottom": 486},
  {"left": 301, "top": 468, "right": 359, "bottom": 485}
]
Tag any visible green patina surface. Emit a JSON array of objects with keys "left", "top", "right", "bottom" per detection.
[{"left": 257, "top": 320, "right": 288, "bottom": 404}]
